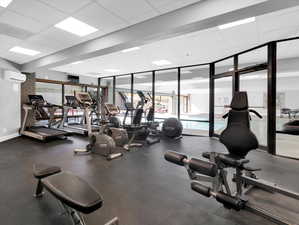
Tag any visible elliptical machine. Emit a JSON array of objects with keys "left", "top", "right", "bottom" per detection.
[
  {"left": 165, "top": 92, "right": 299, "bottom": 225},
  {"left": 74, "top": 92, "right": 123, "bottom": 160},
  {"left": 137, "top": 91, "right": 160, "bottom": 145}
]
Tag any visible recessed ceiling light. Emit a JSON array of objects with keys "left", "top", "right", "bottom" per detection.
[
  {"left": 121, "top": 47, "right": 140, "bottom": 53},
  {"left": 54, "top": 17, "right": 98, "bottom": 37},
  {"left": 152, "top": 60, "right": 172, "bottom": 66},
  {"left": 0, "top": 0, "right": 13, "bottom": 8},
  {"left": 104, "top": 69, "right": 120, "bottom": 73},
  {"left": 71, "top": 61, "right": 83, "bottom": 65},
  {"left": 9, "top": 46, "right": 40, "bottom": 56},
  {"left": 218, "top": 17, "right": 255, "bottom": 30}
]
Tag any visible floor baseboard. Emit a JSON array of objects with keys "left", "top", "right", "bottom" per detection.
[{"left": 0, "top": 133, "right": 20, "bottom": 143}]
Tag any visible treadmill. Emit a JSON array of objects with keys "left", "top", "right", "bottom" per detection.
[
  {"left": 20, "top": 95, "right": 71, "bottom": 141},
  {"left": 59, "top": 93, "right": 99, "bottom": 135}
]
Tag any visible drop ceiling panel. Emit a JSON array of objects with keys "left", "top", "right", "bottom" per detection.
[
  {"left": 260, "top": 27, "right": 298, "bottom": 43},
  {"left": 0, "top": 50, "right": 46, "bottom": 64},
  {"left": 38, "top": 0, "right": 92, "bottom": 14},
  {"left": 8, "top": 0, "right": 66, "bottom": 26},
  {"left": 75, "top": 2, "right": 128, "bottom": 34},
  {"left": 153, "top": 0, "right": 201, "bottom": 13},
  {"left": 0, "top": 34, "right": 21, "bottom": 51},
  {"left": 0, "top": 10, "right": 45, "bottom": 33},
  {"left": 257, "top": 7, "right": 299, "bottom": 33},
  {"left": 219, "top": 22, "right": 259, "bottom": 48},
  {"left": 96, "top": 0, "right": 159, "bottom": 24},
  {"left": 23, "top": 38, "right": 64, "bottom": 56},
  {"left": 0, "top": 7, "right": 5, "bottom": 15},
  {"left": 42, "top": 27, "right": 84, "bottom": 45}
]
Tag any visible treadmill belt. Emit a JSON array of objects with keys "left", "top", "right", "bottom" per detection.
[
  {"left": 246, "top": 187, "right": 299, "bottom": 224},
  {"left": 29, "top": 127, "right": 68, "bottom": 136}
]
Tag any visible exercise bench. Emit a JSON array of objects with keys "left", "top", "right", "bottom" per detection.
[{"left": 33, "top": 163, "right": 119, "bottom": 225}]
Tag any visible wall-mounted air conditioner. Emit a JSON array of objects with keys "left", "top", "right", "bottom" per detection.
[{"left": 3, "top": 70, "right": 26, "bottom": 83}]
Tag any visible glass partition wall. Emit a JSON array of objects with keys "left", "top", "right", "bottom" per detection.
[
  {"left": 155, "top": 69, "right": 178, "bottom": 121},
  {"left": 180, "top": 66, "right": 210, "bottom": 136},
  {"left": 35, "top": 80, "right": 99, "bottom": 125},
  {"left": 115, "top": 75, "right": 132, "bottom": 125},
  {"left": 35, "top": 36, "right": 299, "bottom": 158},
  {"left": 239, "top": 47, "right": 268, "bottom": 147},
  {"left": 101, "top": 77, "right": 114, "bottom": 104},
  {"left": 213, "top": 58, "right": 233, "bottom": 136},
  {"left": 276, "top": 39, "right": 299, "bottom": 159},
  {"left": 134, "top": 72, "right": 153, "bottom": 123}
]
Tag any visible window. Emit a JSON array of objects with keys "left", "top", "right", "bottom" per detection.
[
  {"left": 115, "top": 75, "right": 132, "bottom": 124},
  {"left": 276, "top": 40, "right": 299, "bottom": 159},
  {"left": 101, "top": 77, "right": 114, "bottom": 104},
  {"left": 214, "top": 76, "right": 232, "bottom": 135},
  {"left": 181, "top": 65, "right": 210, "bottom": 136},
  {"left": 155, "top": 69, "right": 178, "bottom": 120}
]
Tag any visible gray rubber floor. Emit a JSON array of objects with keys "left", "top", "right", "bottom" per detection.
[{"left": 0, "top": 135, "right": 299, "bottom": 225}]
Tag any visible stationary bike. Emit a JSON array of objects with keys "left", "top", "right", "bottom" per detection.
[{"left": 165, "top": 92, "right": 299, "bottom": 225}]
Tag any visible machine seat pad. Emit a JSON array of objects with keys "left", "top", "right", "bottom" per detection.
[
  {"left": 42, "top": 172, "right": 103, "bottom": 214},
  {"left": 33, "top": 163, "right": 61, "bottom": 179},
  {"left": 202, "top": 152, "right": 248, "bottom": 168}
]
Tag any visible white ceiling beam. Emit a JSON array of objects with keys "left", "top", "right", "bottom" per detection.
[{"left": 21, "top": 0, "right": 299, "bottom": 72}]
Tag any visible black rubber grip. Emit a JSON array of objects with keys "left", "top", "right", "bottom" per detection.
[
  {"left": 164, "top": 151, "right": 187, "bottom": 166},
  {"left": 191, "top": 182, "right": 211, "bottom": 197},
  {"left": 189, "top": 158, "right": 217, "bottom": 177},
  {"left": 215, "top": 192, "right": 245, "bottom": 211}
]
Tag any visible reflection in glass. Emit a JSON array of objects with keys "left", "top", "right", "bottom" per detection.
[
  {"left": 180, "top": 66, "right": 210, "bottom": 136},
  {"left": 276, "top": 40, "right": 299, "bottom": 159},
  {"left": 240, "top": 71, "right": 268, "bottom": 147},
  {"left": 101, "top": 77, "right": 114, "bottom": 104},
  {"left": 155, "top": 69, "right": 178, "bottom": 120},
  {"left": 115, "top": 75, "right": 132, "bottom": 124},
  {"left": 214, "top": 76, "right": 232, "bottom": 135}
]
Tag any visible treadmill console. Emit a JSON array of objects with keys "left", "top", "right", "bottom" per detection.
[
  {"left": 75, "top": 92, "right": 93, "bottom": 104},
  {"left": 105, "top": 103, "right": 120, "bottom": 116},
  {"left": 65, "top": 96, "right": 79, "bottom": 107},
  {"left": 28, "top": 95, "right": 45, "bottom": 105}
]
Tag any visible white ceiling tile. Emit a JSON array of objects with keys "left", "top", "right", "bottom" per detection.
[
  {"left": 219, "top": 22, "right": 259, "bottom": 48},
  {"left": 1, "top": 51, "right": 42, "bottom": 64},
  {"left": 0, "top": 10, "right": 45, "bottom": 33},
  {"left": 96, "top": 0, "right": 159, "bottom": 24},
  {"left": 38, "top": 0, "right": 92, "bottom": 14},
  {"left": 260, "top": 27, "right": 298, "bottom": 43},
  {"left": 75, "top": 2, "right": 127, "bottom": 34},
  {"left": 0, "top": 7, "right": 5, "bottom": 15},
  {"left": 0, "top": 34, "right": 21, "bottom": 51},
  {"left": 152, "top": 0, "right": 201, "bottom": 13},
  {"left": 32, "top": 27, "right": 82, "bottom": 50},
  {"left": 257, "top": 8, "right": 299, "bottom": 33},
  {"left": 25, "top": 33, "right": 66, "bottom": 53},
  {"left": 8, "top": 0, "right": 66, "bottom": 26},
  {"left": 80, "top": 30, "right": 107, "bottom": 42}
]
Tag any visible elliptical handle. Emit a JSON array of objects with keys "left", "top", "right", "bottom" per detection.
[
  {"left": 222, "top": 113, "right": 229, "bottom": 119},
  {"left": 249, "top": 109, "right": 263, "bottom": 119}
]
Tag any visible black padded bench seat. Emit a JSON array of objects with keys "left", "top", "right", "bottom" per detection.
[
  {"left": 33, "top": 163, "right": 61, "bottom": 179},
  {"left": 42, "top": 171, "right": 103, "bottom": 214}
]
